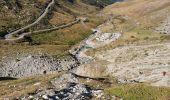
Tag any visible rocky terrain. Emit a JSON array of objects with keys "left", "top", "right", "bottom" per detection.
[
  {"left": 155, "top": 17, "right": 170, "bottom": 34},
  {"left": 95, "top": 43, "right": 170, "bottom": 87},
  {"left": 72, "top": 18, "right": 170, "bottom": 88},
  {"left": 26, "top": 73, "right": 105, "bottom": 99},
  {"left": 0, "top": 16, "right": 121, "bottom": 78},
  {"left": 70, "top": 17, "right": 121, "bottom": 64},
  {"left": 19, "top": 73, "right": 123, "bottom": 100},
  {"left": 0, "top": 55, "right": 78, "bottom": 78},
  {"left": 0, "top": 12, "right": 123, "bottom": 99},
  {"left": 0, "top": 0, "right": 170, "bottom": 100}
]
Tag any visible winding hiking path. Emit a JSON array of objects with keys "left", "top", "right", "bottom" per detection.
[
  {"left": 5, "top": 18, "right": 81, "bottom": 41},
  {"left": 5, "top": 0, "right": 55, "bottom": 40}
]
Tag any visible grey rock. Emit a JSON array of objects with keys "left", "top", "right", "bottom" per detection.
[
  {"left": 51, "top": 73, "right": 79, "bottom": 90},
  {"left": 0, "top": 55, "right": 78, "bottom": 78}
]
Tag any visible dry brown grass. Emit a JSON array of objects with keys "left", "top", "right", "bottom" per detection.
[
  {"left": 0, "top": 43, "right": 71, "bottom": 60},
  {"left": 49, "top": 11, "right": 75, "bottom": 25},
  {"left": 0, "top": 72, "right": 63, "bottom": 99},
  {"left": 103, "top": 0, "right": 170, "bottom": 28},
  {"left": 38, "top": 0, "right": 49, "bottom": 4}
]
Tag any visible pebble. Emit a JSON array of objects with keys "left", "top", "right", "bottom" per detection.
[
  {"left": 42, "top": 95, "right": 49, "bottom": 99},
  {"left": 28, "top": 95, "right": 34, "bottom": 99}
]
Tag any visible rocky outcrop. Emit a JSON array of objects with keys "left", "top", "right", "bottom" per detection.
[
  {"left": 72, "top": 61, "right": 108, "bottom": 78},
  {"left": 32, "top": 83, "right": 94, "bottom": 100},
  {"left": 0, "top": 55, "right": 78, "bottom": 78},
  {"left": 25, "top": 82, "right": 108, "bottom": 100}
]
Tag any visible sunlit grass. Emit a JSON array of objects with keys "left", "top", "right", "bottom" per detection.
[{"left": 105, "top": 84, "right": 170, "bottom": 100}]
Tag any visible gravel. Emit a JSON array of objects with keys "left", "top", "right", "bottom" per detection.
[
  {"left": 21, "top": 73, "right": 121, "bottom": 100},
  {"left": 155, "top": 17, "right": 170, "bottom": 34},
  {"left": 0, "top": 54, "right": 78, "bottom": 78}
]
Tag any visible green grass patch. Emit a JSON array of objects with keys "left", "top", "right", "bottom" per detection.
[
  {"left": 105, "top": 84, "right": 170, "bottom": 100},
  {"left": 160, "top": 35, "right": 170, "bottom": 41},
  {"left": 128, "top": 27, "right": 161, "bottom": 39}
]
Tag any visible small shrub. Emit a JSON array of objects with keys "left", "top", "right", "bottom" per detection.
[
  {"left": 144, "top": 37, "right": 149, "bottom": 40},
  {"left": 131, "top": 35, "right": 135, "bottom": 38}
]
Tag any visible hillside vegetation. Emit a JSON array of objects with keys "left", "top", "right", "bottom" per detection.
[{"left": 0, "top": 0, "right": 106, "bottom": 59}]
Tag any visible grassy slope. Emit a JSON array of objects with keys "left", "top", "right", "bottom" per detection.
[
  {"left": 0, "top": 0, "right": 47, "bottom": 32},
  {"left": 87, "top": 0, "right": 170, "bottom": 55},
  {"left": 105, "top": 84, "right": 170, "bottom": 100},
  {"left": 0, "top": 72, "right": 63, "bottom": 99},
  {"left": 0, "top": 17, "right": 104, "bottom": 59},
  {"left": 103, "top": 0, "right": 170, "bottom": 28},
  {"left": 0, "top": 0, "right": 104, "bottom": 59}
]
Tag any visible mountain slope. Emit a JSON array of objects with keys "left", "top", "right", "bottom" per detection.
[
  {"left": 103, "top": 0, "right": 170, "bottom": 33},
  {"left": 0, "top": 0, "right": 170, "bottom": 99},
  {"left": 0, "top": 0, "right": 107, "bottom": 59}
]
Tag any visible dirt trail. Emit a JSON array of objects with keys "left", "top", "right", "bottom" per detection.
[
  {"left": 5, "top": 0, "right": 55, "bottom": 40},
  {"left": 5, "top": 18, "right": 80, "bottom": 41}
]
